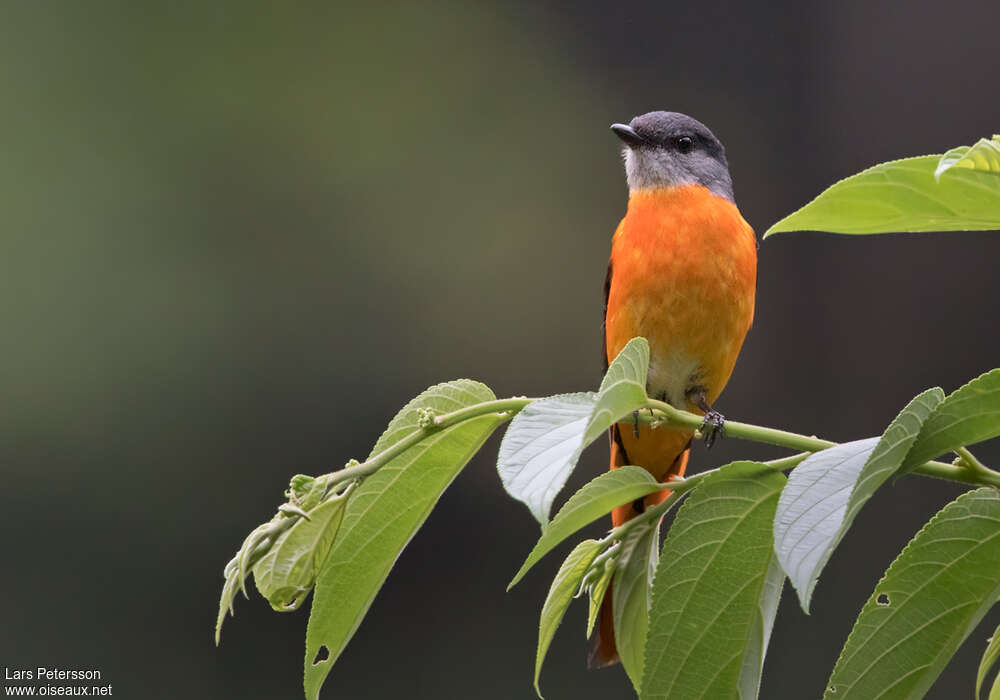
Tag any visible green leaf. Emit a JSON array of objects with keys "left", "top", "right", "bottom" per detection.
[
  {"left": 497, "top": 392, "right": 597, "bottom": 525},
  {"left": 774, "top": 439, "right": 878, "bottom": 609},
  {"left": 825, "top": 488, "right": 1000, "bottom": 700},
  {"left": 764, "top": 150, "right": 1000, "bottom": 237},
  {"left": 252, "top": 489, "right": 350, "bottom": 611},
  {"left": 740, "top": 555, "right": 786, "bottom": 700},
  {"left": 586, "top": 558, "right": 614, "bottom": 639},
  {"left": 614, "top": 522, "right": 660, "bottom": 692},
  {"left": 216, "top": 515, "right": 285, "bottom": 644},
  {"left": 534, "top": 538, "right": 603, "bottom": 698},
  {"left": 641, "top": 462, "right": 787, "bottom": 700},
  {"left": 978, "top": 621, "right": 1000, "bottom": 700},
  {"left": 936, "top": 136, "right": 1000, "bottom": 181},
  {"left": 215, "top": 554, "right": 243, "bottom": 644},
  {"left": 774, "top": 386, "right": 944, "bottom": 612},
  {"left": 585, "top": 336, "right": 650, "bottom": 444},
  {"left": 902, "top": 369, "right": 1000, "bottom": 472},
  {"left": 508, "top": 465, "right": 664, "bottom": 589},
  {"left": 497, "top": 337, "right": 651, "bottom": 525},
  {"left": 303, "top": 380, "right": 505, "bottom": 700}
]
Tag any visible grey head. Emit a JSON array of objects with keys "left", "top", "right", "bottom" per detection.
[{"left": 611, "top": 111, "right": 733, "bottom": 201}]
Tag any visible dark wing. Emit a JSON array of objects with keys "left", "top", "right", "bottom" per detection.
[
  {"left": 602, "top": 259, "right": 631, "bottom": 460},
  {"left": 602, "top": 258, "right": 612, "bottom": 373}
]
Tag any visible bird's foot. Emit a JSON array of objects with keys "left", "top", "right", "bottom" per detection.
[{"left": 699, "top": 410, "right": 725, "bottom": 448}]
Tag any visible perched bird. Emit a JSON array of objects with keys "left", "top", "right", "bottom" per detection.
[{"left": 589, "top": 111, "right": 758, "bottom": 667}]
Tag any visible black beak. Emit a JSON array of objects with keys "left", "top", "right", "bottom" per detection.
[{"left": 610, "top": 123, "right": 644, "bottom": 148}]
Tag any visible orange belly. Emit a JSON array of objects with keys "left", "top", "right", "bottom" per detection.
[{"left": 605, "top": 185, "right": 757, "bottom": 479}]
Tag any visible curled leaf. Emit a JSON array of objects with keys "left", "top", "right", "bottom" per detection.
[
  {"left": 935, "top": 135, "right": 1000, "bottom": 181},
  {"left": 534, "top": 539, "right": 604, "bottom": 697},
  {"left": 253, "top": 486, "right": 352, "bottom": 611}
]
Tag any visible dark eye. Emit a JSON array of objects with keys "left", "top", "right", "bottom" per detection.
[{"left": 675, "top": 136, "right": 694, "bottom": 154}]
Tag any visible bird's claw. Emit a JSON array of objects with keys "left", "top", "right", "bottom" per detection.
[{"left": 700, "top": 410, "right": 725, "bottom": 448}]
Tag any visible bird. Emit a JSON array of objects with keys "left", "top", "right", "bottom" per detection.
[{"left": 589, "top": 111, "right": 757, "bottom": 668}]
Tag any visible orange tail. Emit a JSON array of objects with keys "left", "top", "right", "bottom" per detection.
[{"left": 587, "top": 426, "right": 689, "bottom": 668}]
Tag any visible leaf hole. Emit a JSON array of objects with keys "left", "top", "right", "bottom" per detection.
[
  {"left": 312, "top": 645, "right": 330, "bottom": 666},
  {"left": 876, "top": 593, "right": 890, "bottom": 606}
]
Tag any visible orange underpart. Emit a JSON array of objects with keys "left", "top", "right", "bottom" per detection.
[{"left": 591, "top": 183, "right": 756, "bottom": 670}]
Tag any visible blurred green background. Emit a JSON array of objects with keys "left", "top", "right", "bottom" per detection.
[{"left": 3, "top": 1, "right": 999, "bottom": 698}]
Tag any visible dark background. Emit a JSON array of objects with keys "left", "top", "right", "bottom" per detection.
[{"left": 2, "top": 1, "right": 999, "bottom": 698}]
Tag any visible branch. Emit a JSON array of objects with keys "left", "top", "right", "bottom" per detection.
[
  {"left": 317, "top": 394, "right": 1000, "bottom": 498},
  {"left": 955, "top": 445, "right": 994, "bottom": 478},
  {"left": 324, "top": 397, "right": 535, "bottom": 490},
  {"left": 646, "top": 398, "right": 836, "bottom": 452},
  {"left": 609, "top": 452, "right": 811, "bottom": 539},
  {"left": 645, "top": 398, "right": 1000, "bottom": 489}
]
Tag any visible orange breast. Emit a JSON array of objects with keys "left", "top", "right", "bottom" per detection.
[{"left": 605, "top": 185, "right": 757, "bottom": 476}]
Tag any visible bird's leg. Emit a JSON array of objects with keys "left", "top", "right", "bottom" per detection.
[
  {"left": 687, "top": 386, "right": 725, "bottom": 448},
  {"left": 631, "top": 497, "right": 646, "bottom": 515},
  {"left": 632, "top": 410, "right": 640, "bottom": 439}
]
